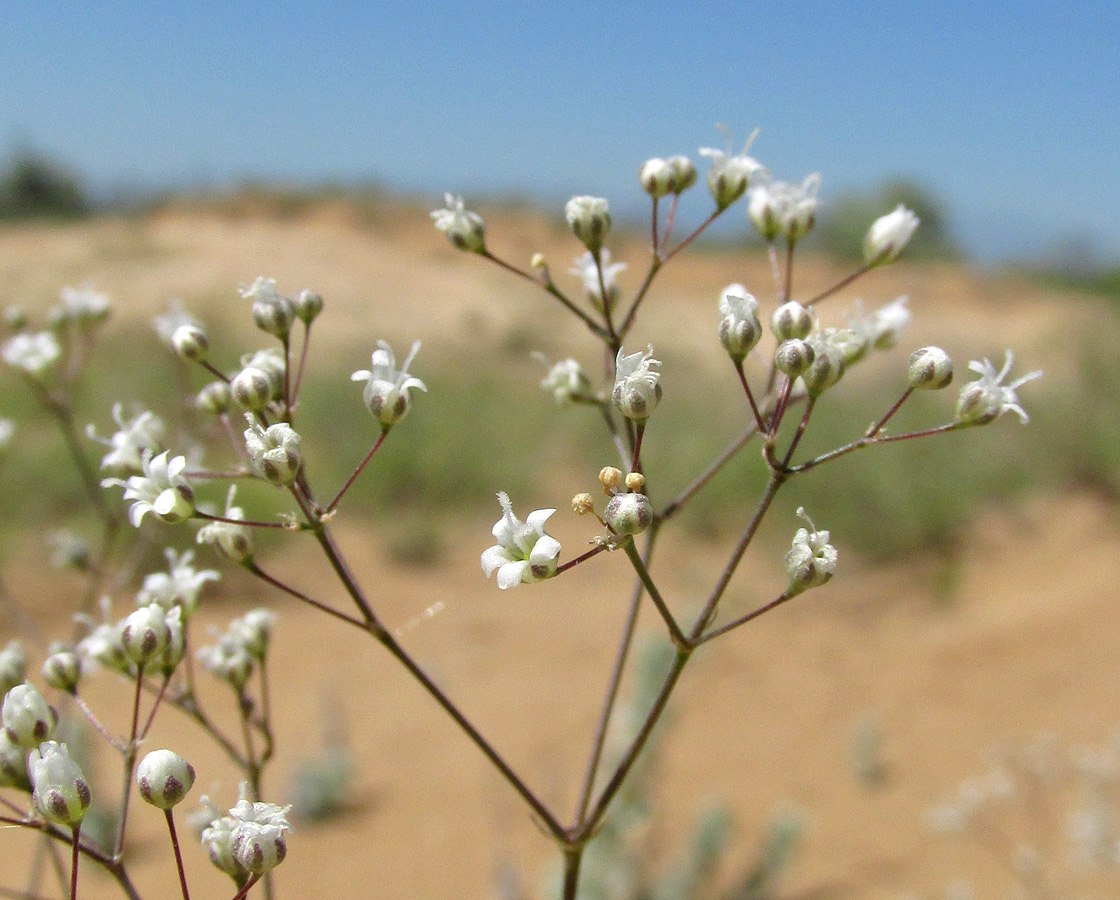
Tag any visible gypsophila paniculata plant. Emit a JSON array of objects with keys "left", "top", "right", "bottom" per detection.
[{"left": 0, "top": 125, "right": 1041, "bottom": 900}]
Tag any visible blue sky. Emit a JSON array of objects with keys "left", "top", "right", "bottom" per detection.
[{"left": 2, "top": 1, "right": 1117, "bottom": 262}]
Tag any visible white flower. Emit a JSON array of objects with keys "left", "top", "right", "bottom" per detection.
[
  {"left": 201, "top": 810, "right": 246, "bottom": 879},
  {"left": 228, "top": 783, "right": 292, "bottom": 874},
  {"left": 137, "top": 548, "right": 220, "bottom": 620},
  {"left": 868, "top": 295, "right": 911, "bottom": 349},
  {"left": 534, "top": 354, "right": 591, "bottom": 406},
  {"left": 244, "top": 417, "right": 303, "bottom": 485},
  {"left": 481, "top": 492, "right": 561, "bottom": 589},
  {"left": 75, "top": 598, "right": 131, "bottom": 674},
  {"left": 153, "top": 300, "right": 202, "bottom": 348},
  {"left": 87, "top": 403, "right": 166, "bottom": 475},
  {"left": 569, "top": 250, "right": 627, "bottom": 312},
  {"left": 718, "top": 283, "right": 762, "bottom": 361},
  {"left": 29, "top": 741, "right": 91, "bottom": 826},
  {"left": 351, "top": 340, "right": 427, "bottom": 428},
  {"left": 431, "top": 193, "right": 486, "bottom": 252},
  {"left": 197, "top": 633, "right": 255, "bottom": 690},
  {"left": 2, "top": 332, "right": 61, "bottom": 378},
  {"left": 56, "top": 285, "right": 111, "bottom": 327},
  {"left": 784, "top": 507, "right": 837, "bottom": 597},
  {"left": 565, "top": 195, "right": 611, "bottom": 252},
  {"left": 864, "top": 204, "right": 920, "bottom": 266},
  {"left": 2, "top": 682, "right": 57, "bottom": 748},
  {"left": 612, "top": 345, "right": 662, "bottom": 420},
  {"left": 103, "top": 450, "right": 196, "bottom": 527},
  {"left": 228, "top": 609, "right": 276, "bottom": 661},
  {"left": 197, "top": 485, "right": 254, "bottom": 563},
  {"left": 955, "top": 351, "right": 1042, "bottom": 426},
  {"left": 699, "top": 130, "right": 765, "bottom": 209},
  {"left": 240, "top": 277, "right": 295, "bottom": 337},
  {"left": 748, "top": 174, "right": 822, "bottom": 242}
]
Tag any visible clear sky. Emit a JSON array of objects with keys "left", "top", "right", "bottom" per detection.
[{"left": 2, "top": 1, "right": 1117, "bottom": 262}]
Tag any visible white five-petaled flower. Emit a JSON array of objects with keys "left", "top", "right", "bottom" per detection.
[
  {"left": 955, "top": 350, "right": 1042, "bottom": 426},
  {"left": 864, "top": 204, "right": 920, "bottom": 266},
  {"left": 569, "top": 250, "right": 627, "bottom": 312},
  {"left": 103, "top": 450, "right": 196, "bottom": 527},
  {"left": 748, "top": 174, "right": 822, "bottom": 242},
  {"left": 137, "top": 548, "right": 220, "bottom": 620},
  {"left": 534, "top": 354, "right": 592, "bottom": 406},
  {"left": 196, "top": 485, "right": 254, "bottom": 563},
  {"left": 612, "top": 345, "right": 662, "bottom": 421},
  {"left": 481, "top": 492, "right": 562, "bottom": 589},
  {"left": 351, "top": 340, "right": 427, "bottom": 428},
  {"left": 2, "top": 332, "right": 61, "bottom": 378},
  {"left": 87, "top": 403, "right": 166, "bottom": 475},
  {"left": 698, "top": 129, "right": 766, "bottom": 209},
  {"left": 784, "top": 507, "right": 838, "bottom": 597},
  {"left": 431, "top": 193, "right": 486, "bottom": 252},
  {"left": 56, "top": 285, "right": 111, "bottom": 327}
]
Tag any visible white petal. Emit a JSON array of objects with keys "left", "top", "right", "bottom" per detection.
[
  {"left": 481, "top": 546, "right": 513, "bottom": 577},
  {"left": 525, "top": 508, "right": 556, "bottom": 533},
  {"left": 529, "top": 535, "right": 561, "bottom": 567},
  {"left": 496, "top": 560, "right": 529, "bottom": 590}
]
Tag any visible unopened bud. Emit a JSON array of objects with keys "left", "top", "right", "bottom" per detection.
[
  {"left": 572, "top": 493, "right": 594, "bottom": 515},
  {"left": 625, "top": 472, "right": 645, "bottom": 492},
  {"left": 231, "top": 367, "right": 274, "bottom": 412},
  {"left": 171, "top": 325, "right": 208, "bottom": 362},
  {"left": 120, "top": 604, "right": 171, "bottom": 670},
  {"left": 530, "top": 252, "right": 546, "bottom": 271},
  {"left": 639, "top": 158, "right": 673, "bottom": 198},
  {"left": 771, "top": 301, "right": 813, "bottom": 341},
  {"left": 718, "top": 284, "right": 762, "bottom": 361},
  {"left": 42, "top": 649, "right": 81, "bottom": 694},
  {"left": 137, "top": 749, "right": 196, "bottom": 809},
  {"left": 599, "top": 466, "right": 623, "bottom": 494},
  {"left": 775, "top": 339, "right": 815, "bottom": 377},
  {"left": 2, "top": 683, "right": 57, "bottom": 748},
  {"left": 604, "top": 492, "right": 653, "bottom": 536},
  {"left": 196, "top": 381, "right": 232, "bottom": 415},
  {"left": 29, "top": 742, "right": 91, "bottom": 825},
  {"left": 864, "top": 205, "right": 920, "bottom": 267},
  {"left": 907, "top": 346, "right": 953, "bottom": 390},
  {"left": 666, "top": 156, "right": 697, "bottom": 193},
  {"left": 565, "top": 196, "right": 611, "bottom": 253},
  {"left": 244, "top": 418, "right": 302, "bottom": 486},
  {"left": 294, "top": 289, "right": 323, "bottom": 325}
]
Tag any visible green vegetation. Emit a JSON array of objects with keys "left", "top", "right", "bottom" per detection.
[{"left": 0, "top": 155, "right": 89, "bottom": 221}]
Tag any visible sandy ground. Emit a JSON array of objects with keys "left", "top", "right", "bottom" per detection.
[{"left": 1, "top": 207, "right": 1116, "bottom": 900}]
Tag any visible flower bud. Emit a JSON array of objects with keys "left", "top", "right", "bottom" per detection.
[
  {"left": 784, "top": 508, "right": 837, "bottom": 597},
  {"left": 2, "top": 683, "right": 57, "bottom": 748},
  {"left": 774, "top": 339, "right": 815, "bottom": 377},
  {"left": 605, "top": 492, "right": 653, "bottom": 537},
  {"left": 864, "top": 204, "right": 919, "bottom": 267},
  {"left": 665, "top": 156, "right": 697, "bottom": 193},
  {"left": 137, "top": 749, "right": 196, "bottom": 809},
  {"left": 639, "top": 158, "right": 673, "bottom": 198},
  {"left": 565, "top": 196, "right": 611, "bottom": 253},
  {"left": 171, "top": 325, "right": 208, "bottom": 362},
  {"left": 229, "top": 609, "right": 275, "bottom": 661},
  {"left": 830, "top": 328, "right": 868, "bottom": 367},
  {"left": 801, "top": 336, "right": 845, "bottom": 397},
  {"left": 771, "top": 301, "right": 813, "bottom": 341},
  {"left": 0, "top": 640, "right": 26, "bottom": 698},
  {"left": 718, "top": 284, "right": 762, "bottom": 362},
  {"left": 42, "top": 649, "right": 82, "bottom": 694},
  {"left": 231, "top": 367, "right": 275, "bottom": 411},
  {"left": 624, "top": 472, "right": 645, "bottom": 492},
  {"left": 202, "top": 815, "right": 246, "bottom": 880},
  {"left": 572, "top": 493, "right": 594, "bottom": 515},
  {"left": 232, "top": 818, "right": 289, "bottom": 875},
  {"left": 599, "top": 466, "right": 624, "bottom": 494},
  {"left": 157, "top": 606, "right": 186, "bottom": 677},
  {"left": 241, "top": 278, "right": 294, "bottom": 338},
  {"left": 0, "top": 730, "right": 29, "bottom": 791},
  {"left": 293, "top": 289, "right": 323, "bottom": 325},
  {"left": 907, "top": 346, "right": 953, "bottom": 390},
  {"left": 196, "top": 381, "right": 232, "bottom": 415},
  {"left": 120, "top": 604, "right": 171, "bottom": 670},
  {"left": 29, "top": 741, "right": 91, "bottom": 825},
  {"left": 244, "top": 418, "right": 302, "bottom": 486}
]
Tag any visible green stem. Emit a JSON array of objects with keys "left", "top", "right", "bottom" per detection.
[{"left": 622, "top": 540, "right": 687, "bottom": 648}]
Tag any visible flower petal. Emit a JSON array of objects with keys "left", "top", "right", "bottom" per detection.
[{"left": 496, "top": 560, "right": 530, "bottom": 590}]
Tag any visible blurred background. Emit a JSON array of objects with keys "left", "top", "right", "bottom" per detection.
[{"left": 2, "top": 3, "right": 1120, "bottom": 900}]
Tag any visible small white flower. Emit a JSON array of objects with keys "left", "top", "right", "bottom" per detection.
[
  {"left": 197, "top": 485, "right": 254, "bottom": 563},
  {"left": 699, "top": 129, "right": 765, "bottom": 209},
  {"left": 481, "top": 492, "right": 562, "bottom": 589},
  {"left": 612, "top": 345, "right": 662, "bottom": 420},
  {"left": 228, "top": 783, "right": 292, "bottom": 874},
  {"left": 534, "top": 354, "right": 591, "bottom": 406},
  {"left": 240, "top": 277, "right": 295, "bottom": 337},
  {"left": 56, "top": 285, "right": 111, "bottom": 327},
  {"left": 569, "top": 250, "right": 627, "bottom": 312},
  {"left": 29, "top": 741, "right": 91, "bottom": 826},
  {"left": 784, "top": 507, "right": 837, "bottom": 597},
  {"left": 201, "top": 810, "right": 246, "bottom": 880},
  {"left": 137, "top": 548, "right": 220, "bottom": 620},
  {"left": 228, "top": 609, "right": 276, "bottom": 661},
  {"left": 955, "top": 351, "right": 1042, "bottom": 426},
  {"left": 351, "top": 340, "right": 427, "bottom": 428},
  {"left": 565, "top": 195, "right": 611, "bottom": 252},
  {"left": 75, "top": 598, "right": 132, "bottom": 674},
  {"left": 748, "top": 174, "right": 821, "bottom": 242},
  {"left": 864, "top": 204, "right": 920, "bottom": 266},
  {"left": 198, "top": 633, "right": 255, "bottom": 690},
  {"left": 718, "top": 283, "right": 762, "bottom": 361},
  {"left": 102, "top": 450, "right": 196, "bottom": 527},
  {"left": 2, "top": 332, "right": 61, "bottom": 378},
  {"left": 431, "top": 193, "right": 486, "bottom": 252},
  {"left": 87, "top": 403, "right": 166, "bottom": 475},
  {"left": 244, "top": 417, "right": 303, "bottom": 485}
]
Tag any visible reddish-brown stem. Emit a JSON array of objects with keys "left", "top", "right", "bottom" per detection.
[
  {"left": 164, "top": 810, "right": 192, "bottom": 900},
  {"left": 325, "top": 429, "right": 387, "bottom": 515},
  {"left": 68, "top": 826, "right": 80, "bottom": 900},
  {"left": 245, "top": 561, "right": 365, "bottom": 628},
  {"left": 734, "top": 361, "right": 767, "bottom": 435},
  {"left": 804, "top": 263, "right": 872, "bottom": 307},
  {"left": 554, "top": 542, "right": 609, "bottom": 576},
  {"left": 697, "top": 591, "right": 794, "bottom": 645}
]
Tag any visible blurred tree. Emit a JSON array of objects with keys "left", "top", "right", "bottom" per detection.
[
  {"left": 814, "top": 179, "right": 958, "bottom": 262},
  {"left": 0, "top": 155, "right": 89, "bottom": 220}
]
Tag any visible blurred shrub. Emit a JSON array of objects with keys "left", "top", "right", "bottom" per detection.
[
  {"left": 0, "top": 154, "right": 89, "bottom": 221},
  {"left": 813, "top": 179, "right": 959, "bottom": 262}
]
